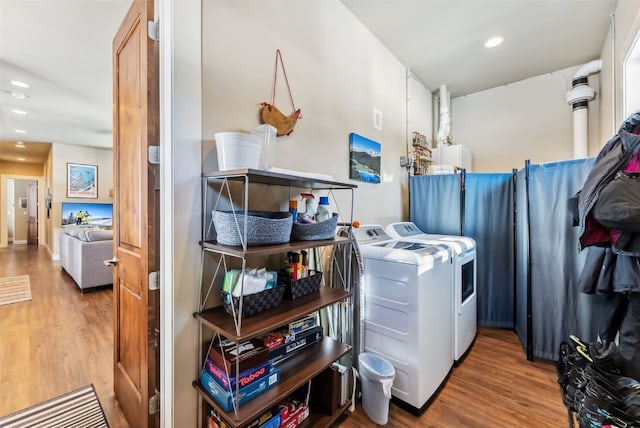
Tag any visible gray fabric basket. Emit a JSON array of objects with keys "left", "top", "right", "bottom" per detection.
[
  {"left": 291, "top": 213, "right": 339, "bottom": 241},
  {"left": 213, "top": 210, "right": 293, "bottom": 246}
]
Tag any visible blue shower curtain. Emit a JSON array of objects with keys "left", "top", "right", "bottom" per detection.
[
  {"left": 410, "top": 174, "right": 461, "bottom": 235},
  {"left": 410, "top": 173, "right": 515, "bottom": 328},
  {"left": 410, "top": 161, "right": 615, "bottom": 360},
  {"left": 516, "top": 158, "right": 616, "bottom": 360},
  {"left": 464, "top": 173, "right": 514, "bottom": 328},
  {"left": 514, "top": 168, "right": 529, "bottom": 352}
]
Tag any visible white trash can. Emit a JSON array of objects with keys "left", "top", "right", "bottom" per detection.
[{"left": 358, "top": 352, "right": 395, "bottom": 425}]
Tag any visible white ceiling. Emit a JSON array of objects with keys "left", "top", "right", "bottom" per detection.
[
  {"left": 342, "top": 0, "right": 618, "bottom": 97},
  {"left": 0, "top": 0, "right": 130, "bottom": 163},
  {"left": 0, "top": 0, "right": 618, "bottom": 165}
]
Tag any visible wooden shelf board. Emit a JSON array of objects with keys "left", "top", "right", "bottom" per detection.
[
  {"left": 200, "top": 236, "right": 354, "bottom": 257},
  {"left": 194, "top": 338, "right": 351, "bottom": 428},
  {"left": 202, "top": 168, "right": 358, "bottom": 190},
  {"left": 195, "top": 287, "right": 351, "bottom": 341}
]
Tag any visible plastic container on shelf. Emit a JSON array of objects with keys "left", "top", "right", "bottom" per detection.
[
  {"left": 316, "top": 196, "right": 331, "bottom": 222},
  {"left": 358, "top": 352, "right": 395, "bottom": 425},
  {"left": 215, "top": 132, "right": 262, "bottom": 171},
  {"left": 252, "top": 124, "right": 277, "bottom": 171}
]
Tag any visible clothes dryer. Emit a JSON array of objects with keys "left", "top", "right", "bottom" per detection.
[
  {"left": 353, "top": 224, "right": 454, "bottom": 413},
  {"left": 386, "top": 222, "right": 477, "bottom": 363}
]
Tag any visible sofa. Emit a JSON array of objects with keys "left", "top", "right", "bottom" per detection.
[{"left": 59, "top": 227, "right": 114, "bottom": 291}]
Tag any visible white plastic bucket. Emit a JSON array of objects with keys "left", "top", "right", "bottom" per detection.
[
  {"left": 215, "top": 132, "right": 262, "bottom": 171},
  {"left": 358, "top": 352, "right": 395, "bottom": 425}
]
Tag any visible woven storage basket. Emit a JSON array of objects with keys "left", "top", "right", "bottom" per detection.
[
  {"left": 213, "top": 210, "right": 292, "bottom": 246},
  {"left": 283, "top": 270, "right": 323, "bottom": 300},
  {"left": 220, "top": 285, "right": 285, "bottom": 318},
  {"left": 291, "top": 213, "right": 339, "bottom": 241}
]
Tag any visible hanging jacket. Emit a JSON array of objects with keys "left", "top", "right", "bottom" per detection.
[{"left": 577, "top": 131, "right": 640, "bottom": 252}]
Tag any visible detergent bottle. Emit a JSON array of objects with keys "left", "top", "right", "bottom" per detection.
[
  {"left": 316, "top": 196, "right": 331, "bottom": 222},
  {"left": 298, "top": 193, "right": 317, "bottom": 223}
]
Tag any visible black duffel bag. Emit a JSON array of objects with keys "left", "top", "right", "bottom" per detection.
[{"left": 592, "top": 171, "right": 640, "bottom": 232}]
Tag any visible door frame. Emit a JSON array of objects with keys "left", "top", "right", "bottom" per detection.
[
  {"left": 158, "top": 1, "right": 173, "bottom": 426},
  {"left": 157, "top": 1, "right": 202, "bottom": 426},
  {"left": 0, "top": 175, "right": 45, "bottom": 248}
]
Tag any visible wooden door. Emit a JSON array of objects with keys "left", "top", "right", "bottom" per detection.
[
  {"left": 112, "top": 0, "right": 159, "bottom": 427},
  {"left": 26, "top": 182, "right": 37, "bottom": 245}
]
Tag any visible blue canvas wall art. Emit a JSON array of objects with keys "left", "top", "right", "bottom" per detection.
[{"left": 349, "top": 133, "right": 381, "bottom": 183}]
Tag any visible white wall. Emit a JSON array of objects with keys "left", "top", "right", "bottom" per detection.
[
  {"left": 450, "top": 65, "right": 600, "bottom": 172},
  {"left": 201, "top": 0, "right": 431, "bottom": 227},
  {"left": 168, "top": 0, "right": 202, "bottom": 426}
]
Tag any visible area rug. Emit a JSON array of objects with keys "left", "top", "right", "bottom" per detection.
[
  {"left": 0, "top": 384, "right": 109, "bottom": 427},
  {"left": 0, "top": 275, "right": 32, "bottom": 306}
]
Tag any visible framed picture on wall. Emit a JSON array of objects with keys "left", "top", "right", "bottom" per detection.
[
  {"left": 349, "top": 133, "right": 381, "bottom": 183},
  {"left": 67, "top": 163, "right": 98, "bottom": 198}
]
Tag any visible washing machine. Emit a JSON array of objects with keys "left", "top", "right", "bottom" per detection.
[
  {"left": 353, "top": 224, "right": 454, "bottom": 413},
  {"left": 386, "top": 222, "right": 477, "bottom": 363}
]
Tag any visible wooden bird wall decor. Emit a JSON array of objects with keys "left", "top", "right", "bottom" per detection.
[{"left": 259, "top": 49, "right": 302, "bottom": 137}]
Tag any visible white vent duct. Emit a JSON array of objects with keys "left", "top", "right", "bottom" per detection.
[
  {"left": 566, "top": 60, "right": 602, "bottom": 158},
  {"left": 435, "top": 84, "right": 451, "bottom": 164}
]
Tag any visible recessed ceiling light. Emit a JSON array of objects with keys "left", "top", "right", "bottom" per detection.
[
  {"left": 11, "top": 91, "right": 27, "bottom": 100},
  {"left": 12, "top": 109, "right": 27, "bottom": 115},
  {"left": 14, "top": 129, "right": 26, "bottom": 134},
  {"left": 17, "top": 157, "right": 26, "bottom": 161},
  {"left": 11, "top": 80, "right": 30, "bottom": 88},
  {"left": 484, "top": 36, "right": 504, "bottom": 48}
]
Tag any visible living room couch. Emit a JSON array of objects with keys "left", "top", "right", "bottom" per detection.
[{"left": 59, "top": 227, "right": 114, "bottom": 290}]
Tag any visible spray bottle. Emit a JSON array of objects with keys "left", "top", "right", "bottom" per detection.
[{"left": 298, "top": 193, "right": 317, "bottom": 223}]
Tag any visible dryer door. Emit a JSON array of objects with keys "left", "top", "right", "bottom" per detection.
[{"left": 459, "top": 250, "right": 477, "bottom": 312}]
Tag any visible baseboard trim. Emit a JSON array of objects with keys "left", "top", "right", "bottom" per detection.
[
  {"left": 13, "top": 240, "right": 27, "bottom": 245},
  {"left": 46, "top": 245, "right": 60, "bottom": 261}
]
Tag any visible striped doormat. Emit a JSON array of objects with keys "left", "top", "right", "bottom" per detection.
[
  {"left": 0, "top": 384, "right": 109, "bottom": 428},
  {"left": 0, "top": 275, "right": 32, "bottom": 306}
]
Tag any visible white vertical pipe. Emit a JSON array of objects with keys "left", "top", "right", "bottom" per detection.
[
  {"left": 566, "top": 60, "right": 601, "bottom": 158},
  {"left": 573, "top": 108, "right": 589, "bottom": 158}
]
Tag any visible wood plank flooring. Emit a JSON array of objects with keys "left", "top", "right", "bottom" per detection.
[
  {"left": 0, "top": 245, "right": 568, "bottom": 428},
  {"left": 339, "top": 329, "right": 569, "bottom": 427},
  {"left": 0, "top": 244, "right": 129, "bottom": 428}
]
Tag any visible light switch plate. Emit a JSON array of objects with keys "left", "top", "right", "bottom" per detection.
[{"left": 373, "top": 108, "right": 382, "bottom": 131}]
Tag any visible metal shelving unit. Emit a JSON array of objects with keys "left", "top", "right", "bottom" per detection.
[{"left": 194, "top": 169, "right": 358, "bottom": 428}]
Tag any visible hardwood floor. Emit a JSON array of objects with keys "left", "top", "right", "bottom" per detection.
[
  {"left": 0, "top": 244, "right": 129, "bottom": 428},
  {"left": 339, "top": 328, "right": 569, "bottom": 427},
  {"left": 0, "top": 245, "right": 568, "bottom": 428}
]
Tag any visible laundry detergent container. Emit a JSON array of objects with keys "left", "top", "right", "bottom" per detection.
[
  {"left": 358, "top": 352, "right": 395, "bottom": 425},
  {"left": 215, "top": 132, "right": 262, "bottom": 171}
]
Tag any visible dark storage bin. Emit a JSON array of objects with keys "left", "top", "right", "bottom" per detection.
[
  {"left": 220, "top": 285, "right": 285, "bottom": 318},
  {"left": 283, "top": 271, "right": 323, "bottom": 300}
]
